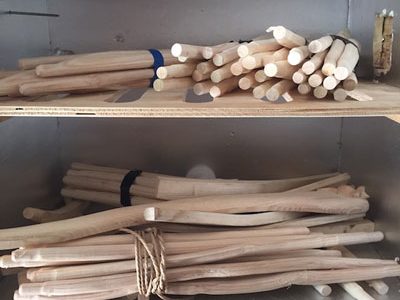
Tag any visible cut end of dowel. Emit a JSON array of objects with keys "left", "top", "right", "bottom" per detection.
[
  {"left": 266, "top": 88, "right": 280, "bottom": 101},
  {"left": 171, "top": 43, "right": 183, "bottom": 57},
  {"left": 333, "top": 88, "right": 348, "bottom": 102},
  {"left": 22, "top": 208, "right": 36, "bottom": 220},
  {"left": 301, "top": 61, "right": 315, "bottom": 75},
  {"left": 209, "top": 86, "right": 222, "bottom": 98},
  {"left": 178, "top": 56, "right": 189, "bottom": 63},
  {"left": 292, "top": 71, "right": 306, "bottom": 84},
  {"left": 298, "top": 83, "right": 311, "bottom": 95},
  {"left": 315, "top": 284, "right": 332, "bottom": 296},
  {"left": 156, "top": 67, "right": 168, "bottom": 80},
  {"left": 237, "top": 44, "right": 249, "bottom": 58},
  {"left": 308, "top": 41, "right": 323, "bottom": 54},
  {"left": 213, "top": 54, "right": 224, "bottom": 67},
  {"left": 210, "top": 72, "right": 222, "bottom": 83},
  {"left": 255, "top": 70, "right": 268, "bottom": 83},
  {"left": 288, "top": 52, "right": 302, "bottom": 65},
  {"left": 202, "top": 47, "right": 214, "bottom": 59},
  {"left": 334, "top": 67, "right": 350, "bottom": 81},
  {"left": 264, "top": 63, "right": 278, "bottom": 77},
  {"left": 230, "top": 63, "right": 244, "bottom": 76},
  {"left": 238, "top": 78, "right": 252, "bottom": 90},
  {"left": 242, "top": 56, "right": 256, "bottom": 70},
  {"left": 270, "top": 26, "right": 286, "bottom": 40},
  {"left": 152, "top": 79, "right": 164, "bottom": 92},
  {"left": 322, "top": 63, "right": 335, "bottom": 76},
  {"left": 313, "top": 86, "right": 328, "bottom": 99},
  {"left": 323, "top": 76, "right": 339, "bottom": 90},
  {"left": 143, "top": 207, "right": 157, "bottom": 221}
]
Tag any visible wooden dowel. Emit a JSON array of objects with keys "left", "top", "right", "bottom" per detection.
[
  {"left": 213, "top": 44, "right": 242, "bottom": 66},
  {"left": 254, "top": 70, "right": 269, "bottom": 82},
  {"left": 323, "top": 75, "right": 340, "bottom": 90},
  {"left": 210, "top": 61, "right": 236, "bottom": 83},
  {"left": 268, "top": 48, "right": 290, "bottom": 63},
  {"left": 156, "top": 63, "right": 196, "bottom": 79},
  {"left": 18, "top": 55, "right": 82, "bottom": 70},
  {"left": 167, "top": 265, "right": 400, "bottom": 295},
  {"left": 302, "top": 50, "right": 328, "bottom": 75},
  {"left": 66, "top": 169, "right": 124, "bottom": 182},
  {"left": 153, "top": 77, "right": 194, "bottom": 91},
  {"left": 144, "top": 207, "right": 304, "bottom": 227},
  {"left": 313, "top": 86, "right": 328, "bottom": 99},
  {"left": 230, "top": 58, "right": 248, "bottom": 76},
  {"left": 252, "top": 79, "right": 280, "bottom": 99},
  {"left": 0, "top": 191, "right": 369, "bottom": 247},
  {"left": 192, "top": 69, "right": 210, "bottom": 82},
  {"left": 298, "top": 83, "right": 312, "bottom": 95},
  {"left": 334, "top": 40, "right": 360, "bottom": 80},
  {"left": 242, "top": 51, "right": 274, "bottom": 70},
  {"left": 288, "top": 46, "right": 310, "bottom": 65},
  {"left": 292, "top": 70, "right": 308, "bottom": 84},
  {"left": 313, "top": 284, "right": 332, "bottom": 296},
  {"left": 237, "top": 39, "right": 281, "bottom": 57},
  {"left": 202, "top": 42, "right": 238, "bottom": 59},
  {"left": 35, "top": 50, "right": 178, "bottom": 78},
  {"left": 1, "top": 255, "right": 70, "bottom": 268},
  {"left": 23, "top": 200, "right": 89, "bottom": 223},
  {"left": 238, "top": 71, "right": 258, "bottom": 90},
  {"left": 71, "top": 162, "right": 129, "bottom": 174},
  {"left": 196, "top": 60, "right": 217, "bottom": 74},
  {"left": 322, "top": 39, "right": 346, "bottom": 76},
  {"left": 15, "top": 289, "right": 137, "bottom": 300},
  {"left": 0, "top": 70, "right": 43, "bottom": 97},
  {"left": 339, "top": 282, "right": 375, "bottom": 300},
  {"left": 308, "top": 36, "right": 333, "bottom": 53},
  {"left": 266, "top": 80, "right": 296, "bottom": 102},
  {"left": 0, "top": 70, "right": 20, "bottom": 79},
  {"left": 287, "top": 173, "right": 351, "bottom": 192},
  {"left": 343, "top": 72, "right": 358, "bottom": 91},
  {"left": 267, "top": 26, "right": 306, "bottom": 48},
  {"left": 193, "top": 80, "right": 214, "bottom": 95},
  {"left": 264, "top": 61, "right": 299, "bottom": 79},
  {"left": 308, "top": 70, "right": 324, "bottom": 87},
  {"left": 209, "top": 76, "right": 240, "bottom": 97},
  {"left": 171, "top": 43, "right": 204, "bottom": 59}
]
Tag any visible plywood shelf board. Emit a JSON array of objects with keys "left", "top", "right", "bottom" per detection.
[{"left": 0, "top": 81, "right": 399, "bottom": 118}]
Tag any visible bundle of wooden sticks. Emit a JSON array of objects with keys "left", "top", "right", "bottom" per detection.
[
  {"left": 1, "top": 163, "right": 398, "bottom": 299},
  {"left": 0, "top": 26, "right": 361, "bottom": 102},
  {"left": 158, "top": 26, "right": 361, "bottom": 101}
]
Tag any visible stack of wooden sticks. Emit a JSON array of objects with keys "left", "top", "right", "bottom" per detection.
[
  {"left": 0, "top": 163, "right": 398, "bottom": 299},
  {"left": 156, "top": 25, "right": 361, "bottom": 102}
]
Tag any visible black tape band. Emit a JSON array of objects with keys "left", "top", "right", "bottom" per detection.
[
  {"left": 120, "top": 170, "right": 142, "bottom": 206},
  {"left": 229, "top": 39, "right": 253, "bottom": 44},
  {"left": 330, "top": 35, "right": 360, "bottom": 52},
  {"left": 148, "top": 49, "right": 165, "bottom": 88}
]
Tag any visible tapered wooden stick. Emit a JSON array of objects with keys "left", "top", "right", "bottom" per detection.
[
  {"left": 167, "top": 265, "right": 400, "bottom": 295},
  {"left": 23, "top": 200, "right": 89, "bottom": 223},
  {"left": 193, "top": 80, "right": 214, "bottom": 95},
  {"left": 35, "top": 50, "right": 178, "bottom": 77},
  {"left": 252, "top": 79, "right": 279, "bottom": 99},
  {"left": 298, "top": 83, "right": 312, "bottom": 95},
  {"left": 266, "top": 80, "right": 296, "bottom": 101},
  {"left": 213, "top": 44, "right": 242, "bottom": 66},
  {"left": 171, "top": 44, "right": 204, "bottom": 59},
  {"left": 153, "top": 77, "right": 194, "bottom": 91},
  {"left": 264, "top": 61, "right": 298, "bottom": 79},
  {"left": 334, "top": 40, "right": 360, "bottom": 80},
  {"left": 238, "top": 71, "right": 258, "bottom": 90},
  {"left": 313, "top": 86, "right": 328, "bottom": 99},
  {"left": 343, "top": 72, "right": 358, "bottom": 91},
  {"left": 196, "top": 61, "right": 217, "bottom": 74},
  {"left": 267, "top": 26, "right": 306, "bottom": 48},
  {"left": 288, "top": 46, "right": 310, "bottom": 65},
  {"left": 202, "top": 42, "right": 238, "bottom": 59},
  {"left": 308, "top": 70, "right": 324, "bottom": 87},
  {"left": 144, "top": 207, "right": 304, "bottom": 227},
  {"left": 237, "top": 39, "right": 281, "bottom": 57},
  {"left": 209, "top": 76, "right": 240, "bottom": 97},
  {"left": 308, "top": 36, "right": 333, "bottom": 53},
  {"left": 156, "top": 63, "right": 196, "bottom": 79},
  {"left": 322, "top": 39, "right": 346, "bottom": 76},
  {"left": 18, "top": 55, "right": 82, "bottom": 70},
  {"left": 302, "top": 50, "right": 328, "bottom": 75}
]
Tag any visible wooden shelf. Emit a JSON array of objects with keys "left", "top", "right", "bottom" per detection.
[{"left": 0, "top": 81, "right": 399, "bottom": 119}]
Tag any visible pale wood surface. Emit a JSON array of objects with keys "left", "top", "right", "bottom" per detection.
[{"left": 0, "top": 81, "right": 399, "bottom": 118}]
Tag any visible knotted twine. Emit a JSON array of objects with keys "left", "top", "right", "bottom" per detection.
[{"left": 120, "top": 227, "right": 168, "bottom": 299}]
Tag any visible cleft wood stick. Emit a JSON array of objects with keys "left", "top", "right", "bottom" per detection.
[
  {"left": 210, "top": 61, "right": 236, "bottom": 83},
  {"left": 267, "top": 26, "right": 306, "bottom": 48},
  {"left": 196, "top": 61, "right": 217, "bottom": 74},
  {"left": 192, "top": 69, "right": 211, "bottom": 82},
  {"left": 255, "top": 70, "right": 269, "bottom": 82}
]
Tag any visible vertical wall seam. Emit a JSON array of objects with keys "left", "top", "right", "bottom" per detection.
[
  {"left": 347, "top": 0, "right": 351, "bottom": 28},
  {"left": 45, "top": 0, "right": 53, "bottom": 52},
  {"left": 337, "top": 117, "right": 345, "bottom": 172}
]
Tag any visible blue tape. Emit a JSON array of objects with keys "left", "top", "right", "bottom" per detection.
[{"left": 148, "top": 49, "right": 165, "bottom": 87}]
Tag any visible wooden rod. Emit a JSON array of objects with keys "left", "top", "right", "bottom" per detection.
[
  {"left": 313, "top": 86, "right": 328, "bottom": 99},
  {"left": 0, "top": 70, "right": 20, "bottom": 79},
  {"left": 209, "top": 76, "right": 240, "bottom": 97},
  {"left": 264, "top": 61, "right": 299, "bottom": 79},
  {"left": 193, "top": 80, "right": 214, "bottom": 95},
  {"left": 18, "top": 55, "right": 82, "bottom": 70},
  {"left": 308, "top": 36, "right": 333, "bottom": 53},
  {"left": 252, "top": 79, "right": 279, "bottom": 99},
  {"left": 153, "top": 77, "right": 194, "bottom": 91},
  {"left": 298, "top": 83, "right": 312, "bottom": 95},
  {"left": 156, "top": 63, "right": 196, "bottom": 79},
  {"left": 196, "top": 60, "right": 217, "bottom": 74},
  {"left": 339, "top": 282, "right": 375, "bottom": 300},
  {"left": 144, "top": 207, "right": 304, "bottom": 227},
  {"left": 238, "top": 71, "right": 258, "bottom": 90},
  {"left": 266, "top": 80, "right": 296, "bottom": 101},
  {"left": 313, "top": 284, "right": 332, "bottom": 296},
  {"left": 0, "top": 70, "right": 43, "bottom": 97},
  {"left": 323, "top": 75, "right": 341, "bottom": 90},
  {"left": 229, "top": 58, "right": 246, "bottom": 76},
  {"left": 334, "top": 40, "right": 360, "bottom": 80},
  {"left": 36, "top": 50, "right": 178, "bottom": 77},
  {"left": 213, "top": 44, "right": 242, "bottom": 66},
  {"left": 264, "top": 48, "right": 290, "bottom": 64},
  {"left": 322, "top": 39, "right": 346, "bottom": 76},
  {"left": 237, "top": 39, "right": 281, "bottom": 57},
  {"left": 254, "top": 70, "right": 269, "bottom": 82},
  {"left": 267, "top": 26, "right": 306, "bottom": 48},
  {"left": 308, "top": 70, "right": 324, "bottom": 87},
  {"left": 292, "top": 70, "right": 308, "bottom": 84},
  {"left": 171, "top": 44, "right": 204, "bottom": 59},
  {"left": 210, "top": 61, "right": 236, "bottom": 83},
  {"left": 202, "top": 42, "right": 238, "bottom": 59},
  {"left": 301, "top": 50, "right": 328, "bottom": 75},
  {"left": 288, "top": 46, "right": 310, "bottom": 65},
  {"left": 343, "top": 72, "right": 358, "bottom": 91},
  {"left": 287, "top": 173, "right": 351, "bottom": 192},
  {"left": 192, "top": 69, "right": 211, "bottom": 82},
  {"left": 242, "top": 52, "right": 274, "bottom": 70}
]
